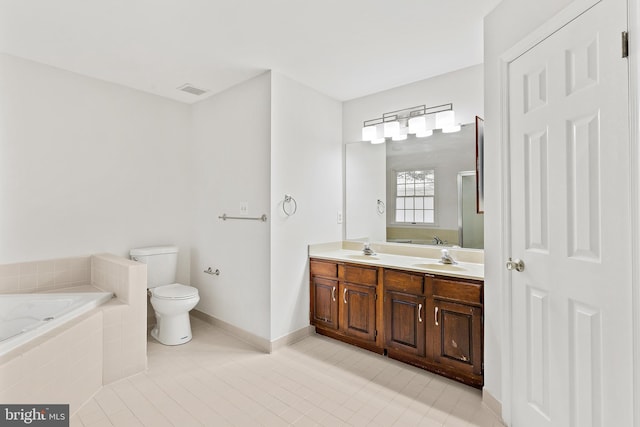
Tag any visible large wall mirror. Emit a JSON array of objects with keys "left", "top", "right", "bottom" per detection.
[{"left": 345, "top": 123, "right": 484, "bottom": 249}]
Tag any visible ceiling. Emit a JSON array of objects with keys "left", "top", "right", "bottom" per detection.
[{"left": 0, "top": 0, "right": 502, "bottom": 104}]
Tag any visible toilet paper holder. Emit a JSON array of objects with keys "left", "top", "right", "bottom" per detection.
[{"left": 204, "top": 267, "right": 220, "bottom": 276}]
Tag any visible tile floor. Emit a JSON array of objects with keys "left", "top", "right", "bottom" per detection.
[{"left": 71, "top": 317, "right": 505, "bottom": 426}]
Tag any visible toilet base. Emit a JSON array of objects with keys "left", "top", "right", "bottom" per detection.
[{"left": 151, "top": 311, "right": 194, "bottom": 345}]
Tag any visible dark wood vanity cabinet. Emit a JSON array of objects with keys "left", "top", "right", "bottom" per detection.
[
  {"left": 310, "top": 260, "right": 381, "bottom": 352},
  {"left": 310, "top": 261, "right": 339, "bottom": 330},
  {"left": 383, "top": 270, "right": 426, "bottom": 357},
  {"left": 310, "top": 276, "right": 338, "bottom": 329},
  {"left": 430, "top": 277, "right": 483, "bottom": 383},
  {"left": 432, "top": 300, "right": 483, "bottom": 377},
  {"left": 340, "top": 282, "right": 377, "bottom": 342},
  {"left": 310, "top": 258, "right": 484, "bottom": 388}
]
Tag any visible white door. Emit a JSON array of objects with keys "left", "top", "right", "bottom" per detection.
[{"left": 508, "top": 1, "right": 632, "bottom": 426}]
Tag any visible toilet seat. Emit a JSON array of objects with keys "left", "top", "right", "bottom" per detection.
[{"left": 152, "top": 284, "right": 199, "bottom": 300}]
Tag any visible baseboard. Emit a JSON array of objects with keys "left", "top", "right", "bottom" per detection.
[
  {"left": 482, "top": 389, "right": 505, "bottom": 425},
  {"left": 191, "top": 309, "right": 271, "bottom": 353},
  {"left": 191, "top": 310, "right": 312, "bottom": 354},
  {"left": 269, "top": 326, "right": 314, "bottom": 352}
]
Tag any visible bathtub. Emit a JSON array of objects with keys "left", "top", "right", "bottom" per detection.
[{"left": 0, "top": 292, "right": 113, "bottom": 357}]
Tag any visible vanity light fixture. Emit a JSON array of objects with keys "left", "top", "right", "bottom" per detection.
[
  {"left": 362, "top": 123, "right": 384, "bottom": 141},
  {"left": 384, "top": 121, "right": 400, "bottom": 138},
  {"left": 392, "top": 125, "right": 409, "bottom": 141},
  {"left": 361, "top": 103, "right": 460, "bottom": 143},
  {"left": 435, "top": 109, "right": 462, "bottom": 133}
]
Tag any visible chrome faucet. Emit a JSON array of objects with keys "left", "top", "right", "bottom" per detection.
[
  {"left": 440, "top": 249, "right": 457, "bottom": 265},
  {"left": 433, "top": 235, "right": 444, "bottom": 245},
  {"left": 363, "top": 243, "right": 376, "bottom": 256}
]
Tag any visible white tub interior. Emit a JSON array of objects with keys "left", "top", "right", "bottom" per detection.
[{"left": 0, "top": 292, "right": 113, "bottom": 356}]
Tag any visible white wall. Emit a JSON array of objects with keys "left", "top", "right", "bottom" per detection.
[
  {"left": 483, "top": 0, "right": 575, "bottom": 410},
  {"left": 270, "top": 72, "right": 342, "bottom": 341},
  {"left": 190, "top": 73, "right": 272, "bottom": 340},
  {"left": 343, "top": 65, "right": 484, "bottom": 241},
  {"left": 0, "top": 54, "right": 192, "bottom": 280},
  {"left": 0, "top": 56, "right": 341, "bottom": 344}
]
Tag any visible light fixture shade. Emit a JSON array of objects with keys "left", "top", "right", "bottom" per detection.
[
  {"left": 424, "top": 114, "right": 436, "bottom": 131},
  {"left": 384, "top": 121, "right": 400, "bottom": 138},
  {"left": 362, "top": 125, "right": 377, "bottom": 141},
  {"left": 362, "top": 123, "right": 385, "bottom": 141},
  {"left": 442, "top": 124, "right": 462, "bottom": 133},
  {"left": 416, "top": 129, "right": 433, "bottom": 138},
  {"left": 436, "top": 110, "right": 455, "bottom": 129},
  {"left": 392, "top": 127, "right": 408, "bottom": 141},
  {"left": 408, "top": 116, "right": 426, "bottom": 134}
]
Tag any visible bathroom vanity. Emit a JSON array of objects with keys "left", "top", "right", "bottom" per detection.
[{"left": 309, "top": 242, "right": 484, "bottom": 388}]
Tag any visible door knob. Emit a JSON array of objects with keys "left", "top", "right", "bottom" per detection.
[{"left": 506, "top": 258, "right": 525, "bottom": 272}]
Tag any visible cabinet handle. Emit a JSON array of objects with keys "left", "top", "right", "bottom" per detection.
[
  {"left": 435, "top": 306, "right": 439, "bottom": 326},
  {"left": 418, "top": 304, "right": 423, "bottom": 323},
  {"left": 343, "top": 288, "right": 348, "bottom": 304},
  {"left": 331, "top": 286, "right": 336, "bottom": 302}
]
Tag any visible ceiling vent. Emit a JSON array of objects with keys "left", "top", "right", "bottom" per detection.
[{"left": 177, "top": 84, "right": 208, "bottom": 96}]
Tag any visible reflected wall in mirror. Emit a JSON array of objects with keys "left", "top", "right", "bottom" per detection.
[{"left": 345, "top": 123, "right": 484, "bottom": 249}]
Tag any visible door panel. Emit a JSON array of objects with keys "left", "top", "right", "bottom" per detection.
[
  {"left": 384, "top": 290, "right": 426, "bottom": 357},
  {"left": 340, "top": 282, "right": 376, "bottom": 342},
  {"left": 433, "top": 300, "right": 482, "bottom": 376},
  {"left": 310, "top": 277, "right": 338, "bottom": 329},
  {"left": 508, "top": 1, "right": 631, "bottom": 426}
]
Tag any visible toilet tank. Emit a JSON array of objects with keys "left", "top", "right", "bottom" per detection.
[{"left": 130, "top": 246, "right": 178, "bottom": 288}]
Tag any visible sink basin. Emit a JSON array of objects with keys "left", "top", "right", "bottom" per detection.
[
  {"left": 345, "top": 254, "right": 380, "bottom": 261},
  {"left": 413, "top": 263, "right": 466, "bottom": 272}
]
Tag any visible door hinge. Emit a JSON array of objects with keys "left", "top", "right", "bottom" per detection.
[
  {"left": 375, "top": 293, "right": 378, "bottom": 300},
  {"left": 374, "top": 330, "right": 378, "bottom": 338},
  {"left": 622, "top": 31, "right": 629, "bottom": 58}
]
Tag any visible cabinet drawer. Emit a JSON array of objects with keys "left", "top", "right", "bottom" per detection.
[
  {"left": 343, "top": 265, "right": 378, "bottom": 286},
  {"left": 310, "top": 260, "right": 338, "bottom": 278},
  {"left": 384, "top": 269, "right": 424, "bottom": 294},
  {"left": 433, "top": 278, "right": 482, "bottom": 305}
]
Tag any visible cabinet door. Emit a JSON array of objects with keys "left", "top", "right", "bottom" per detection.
[
  {"left": 340, "top": 282, "right": 376, "bottom": 342},
  {"left": 432, "top": 299, "right": 482, "bottom": 376},
  {"left": 384, "top": 290, "right": 426, "bottom": 357},
  {"left": 311, "top": 277, "right": 339, "bottom": 330}
]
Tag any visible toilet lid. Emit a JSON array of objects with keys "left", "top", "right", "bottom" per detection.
[{"left": 152, "top": 284, "right": 199, "bottom": 300}]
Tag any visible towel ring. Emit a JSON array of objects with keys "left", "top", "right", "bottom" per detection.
[
  {"left": 283, "top": 194, "right": 298, "bottom": 216},
  {"left": 377, "top": 199, "right": 385, "bottom": 214}
]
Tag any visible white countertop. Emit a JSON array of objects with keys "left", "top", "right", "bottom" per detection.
[{"left": 309, "top": 242, "right": 484, "bottom": 281}]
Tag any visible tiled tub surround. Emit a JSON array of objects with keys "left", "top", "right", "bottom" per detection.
[
  {"left": 0, "top": 253, "right": 147, "bottom": 414},
  {"left": 309, "top": 241, "right": 484, "bottom": 280},
  {"left": 91, "top": 254, "right": 148, "bottom": 383},
  {"left": 0, "top": 256, "right": 91, "bottom": 294}
]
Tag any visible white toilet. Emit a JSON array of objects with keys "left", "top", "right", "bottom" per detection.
[{"left": 129, "top": 245, "right": 200, "bottom": 345}]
